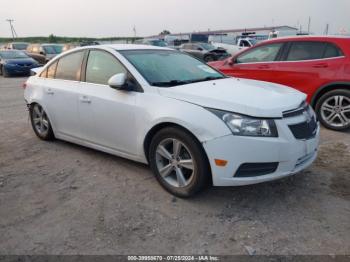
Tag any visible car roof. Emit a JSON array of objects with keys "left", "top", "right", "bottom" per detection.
[
  {"left": 99, "top": 44, "right": 173, "bottom": 51},
  {"left": 259, "top": 35, "right": 350, "bottom": 45}
]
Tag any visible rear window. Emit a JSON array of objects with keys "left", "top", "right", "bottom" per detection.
[
  {"left": 324, "top": 43, "right": 343, "bottom": 58},
  {"left": 55, "top": 51, "right": 84, "bottom": 81},
  {"left": 286, "top": 42, "right": 326, "bottom": 61}
]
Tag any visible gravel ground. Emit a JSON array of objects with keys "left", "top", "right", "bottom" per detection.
[{"left": 0, "top": 76, "right": 349, "bottom": 255}]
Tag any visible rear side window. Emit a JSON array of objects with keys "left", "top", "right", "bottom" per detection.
[
  {"left": 39, "top": 61, "right": 58, "bottom": 78},
  {"left": 324, "top": 43, "right": 343, "bottom": 58},
  {"left": 237, "top": 43, "right": 283, "bottom": 63},
  {"left": 55, "top": 51, "right": 84, "bottom": 81},
  {"left": 286, "top": 42, "right": 326, "bottom": 61},
  {"left": 85, "top": 50, "right": 127, "bottom": 85}
]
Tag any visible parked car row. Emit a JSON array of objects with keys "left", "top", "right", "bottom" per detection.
[
  {"left": 0, "top": 41, "right": 91, "bottom": 69},
  {"left": 209, "top": 36, "right": 350, "bottom": 131}
]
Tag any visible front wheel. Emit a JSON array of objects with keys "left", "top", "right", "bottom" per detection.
[
  {"left": 149, "top": 127, "right": 211, "bottom": 197},
  {"left": 315, "top": 89, "right": 350, "bottom": 131},
  {"left": 30, "top": 103, "right": 55, "bottom": 140}
]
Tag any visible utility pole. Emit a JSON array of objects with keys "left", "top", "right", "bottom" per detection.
[
  {"left": 307, "top": 16, "right": 311, "bottom": 34},
  {"left": 132, "top": 25, "right": 136, "bottom": 37},
  {"left": 324, "top": 24, "right": 329, "bottom": 35},
  {"left": 6, "top": 19, "right": 18, "bottom": 39}
]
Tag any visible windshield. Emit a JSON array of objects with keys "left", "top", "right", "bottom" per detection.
[
  {"left": 0, "top": 50, "right": 29, "bottom": 59},
  {"left": 43, "top": 45, "right": 62, "bottom": 54},
  {"left": 120, "top": 50, "right": 225, "bottom": 87},
  {"left": 12, "top": 43, "right": 28, "bottom": 50},
  {"left": 249, "top": 39, "right": 258, "bottom": 46}
]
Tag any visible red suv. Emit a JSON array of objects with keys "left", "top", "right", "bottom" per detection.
[{"left": 209, "top": 36, "right": 350, "bottom": 131}]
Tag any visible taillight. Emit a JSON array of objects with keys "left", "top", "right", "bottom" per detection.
[{"left": 22, "top": 82, "right": 27, "bottom": 89}]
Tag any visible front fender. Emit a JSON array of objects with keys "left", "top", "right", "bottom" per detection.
[{"left": 135, "top": 93, "right": 231, "bottom": 160}]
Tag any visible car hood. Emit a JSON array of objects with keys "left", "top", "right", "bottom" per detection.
[
  {"left": 158, "top": 77, "right": 306, "bottom": 118},
  {"left": 5, "top": 58, "right": 37, "bottom": 64}
]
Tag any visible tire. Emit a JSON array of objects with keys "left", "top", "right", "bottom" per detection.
[
  {"left": 2, "top": 67, "right": 10, "bottom": 77},
  {"left": 315, "top": 89, "right": 350, "bottom": 131},
  {"left": 149, "top": 127, "right": 211, "bottom": 197},
  {"left": 29, "top": 103, "right": 55, "bottom": 140},
  {"left": 204, "top": 55, "right": 215, "bottom": 62}
]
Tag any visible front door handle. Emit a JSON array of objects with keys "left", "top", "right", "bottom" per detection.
[
  {"left": 79, "top": 96, "right": 91, "bottom": 104},
  {"left": 258, "top": 65, "right": 270, "bottom": 69},
  {"left": 312, "top": 63, "right": 328, "bottom": 68},
  {"left": 45, "top": 88, "right": 54, "bottom": 95}
]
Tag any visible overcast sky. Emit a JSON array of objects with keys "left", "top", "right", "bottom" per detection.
[{"left": 0, "top": 0, "right": 349, "bottom": 37}]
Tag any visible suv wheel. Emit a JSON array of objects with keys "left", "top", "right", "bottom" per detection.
[
  {"left": 149, "top": 127, "right": 210, "bottom": 197},
  {"left": 315, "top": 89, "right": 350, "bottom": 131}
]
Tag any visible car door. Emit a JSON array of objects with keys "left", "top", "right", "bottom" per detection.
[
  {"left": 220, "top": 42, "right": 284, "bottom": 83},
  {"left": 41, "top": 50, "right": 85, "bottom": 138},
  {"left": 270, "top": 41, "right": 344, "bottom": 94},
  {"left": 78, "top": 49, "right": 138, "bottom": 155}
]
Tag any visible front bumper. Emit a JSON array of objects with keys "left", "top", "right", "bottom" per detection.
[
  {"left": 203, "top": 117, "right": 320, "bottom": 186},
  {"left": 4, "top": 65, "right": 38, "bottom": 75}
]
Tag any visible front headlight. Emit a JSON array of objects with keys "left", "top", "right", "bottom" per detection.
[{"left": 207, "top": 108, "right": 278, "bottom": 137}]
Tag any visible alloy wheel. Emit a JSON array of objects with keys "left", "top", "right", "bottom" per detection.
[
  {"left": 32, "top": 104, "right": 50, "bottom": 136},
  {"left": 320, "top": 95, "right": 350, "bottom": 128},
  {"left": 155, "top": 138, "right": 195, "bottom": 188}
]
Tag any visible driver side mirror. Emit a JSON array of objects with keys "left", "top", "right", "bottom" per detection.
[
  {"left": 40, "top": 51, "right": 46, "bottom": 55},
  {"left": 197, "top": 47, "right": 203, "bottom": 51},
  {"left": 108, "top": 73, "right": 131, "bottom": 91}
]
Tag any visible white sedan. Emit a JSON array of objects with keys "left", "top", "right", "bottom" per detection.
[{"left": 24, "top": 44, "right": 320, "bottom": 197}]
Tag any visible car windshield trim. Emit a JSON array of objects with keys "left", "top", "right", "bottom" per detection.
[{"left": 119, "top": 49, "right": 225, "bottom": 87}]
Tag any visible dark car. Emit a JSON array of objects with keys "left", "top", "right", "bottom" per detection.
[
  {"left": 180, "top": 43, "right": 229, "bottom": 62},
  {"left": 5, "top": 42, "right": 29, "bottom": 50},
  {"left": 0, "top": 50, "right": 39, "bottom": 77},
  {"left": 26, "top": 44, "right": 63, "bottom": 65}
]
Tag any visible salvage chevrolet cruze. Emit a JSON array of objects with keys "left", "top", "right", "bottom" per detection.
[{"left": 24, "top": 45, "right": 320, "bottom": 197}]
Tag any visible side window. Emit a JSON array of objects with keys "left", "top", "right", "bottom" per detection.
[
  {"left": 47, "top": 61, "right": 58, "bottom": 79},
  {"left": 86, "top": 50, "right": 127, "bottom": 85},
  {"left": 237, "top": 43, "right": 283, "bottom": 63},
  {"left": 39, "top": 68, "right": 48, "bottom": 78},
  {"left": 55, "top": 51, "right": 84, "bottom": 81},
  {"left": 324, "top": 43, "right": 343, "bottom": 58},
  {"left": 286, "top": 42, "right": 326, "bottom": 61}
]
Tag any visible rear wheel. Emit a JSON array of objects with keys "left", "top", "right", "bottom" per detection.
[
  {"left": 149, "top": 127, "right": 211, "bottom": 197},
  {"left": 30, "top": 103, "right": 55, "bottom": 140},
  {"left": 315, "top": 89, "right": 350, "bottom": 131}
]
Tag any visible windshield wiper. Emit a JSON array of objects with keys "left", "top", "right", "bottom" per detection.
[
  {"left": 151, "top": 80, "right": 190, "bottom": 87},
  {"left": 187, "top": 76, "right": 225, "bottom": 84}
]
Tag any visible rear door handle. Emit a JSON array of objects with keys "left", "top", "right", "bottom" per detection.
[
  {"left": 312, "top": 63, "right": 328, "bottom": 68},
  {"left": 45, "top": 88, "right": 54, "bottom": 95},
  {"left": 79, "top": 96, "right": 91, "bottom": 104},
  {"left": 258, "top": 65, "right": 270, "bottom": 69}
]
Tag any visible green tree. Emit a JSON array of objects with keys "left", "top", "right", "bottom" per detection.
[
  {"left": 48, "top": 34, "right": 57, "bottom": 43},
  {"left": 159, "top": 30, "right": 171, "bottom": 35}
]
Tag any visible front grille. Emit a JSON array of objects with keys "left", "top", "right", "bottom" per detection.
[
  {"left": 235, "top": 162, "right": 279, "bottom": 177},
  {"left": 289, "top": 116, "right": 317, "bottom": 140}
]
